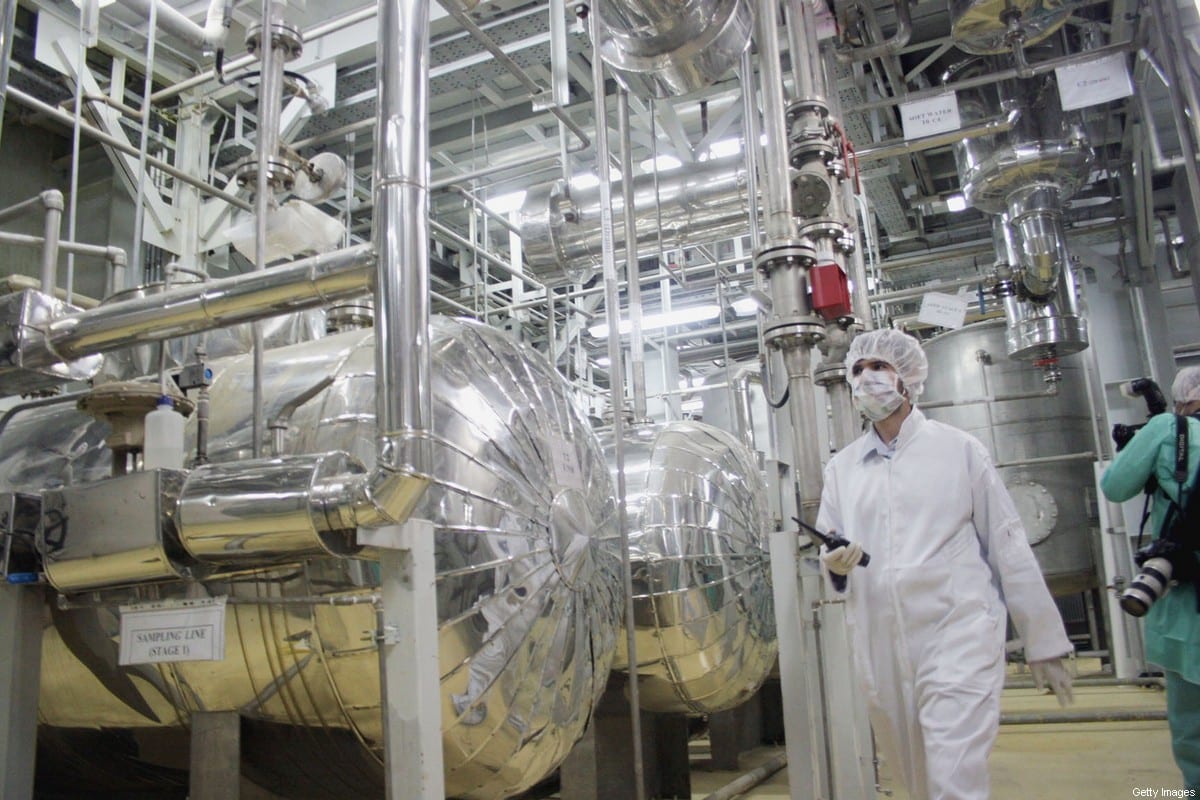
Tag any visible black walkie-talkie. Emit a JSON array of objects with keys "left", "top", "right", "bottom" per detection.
[{"left": 792, "top": 516, "right": 871, "bottom": 591}]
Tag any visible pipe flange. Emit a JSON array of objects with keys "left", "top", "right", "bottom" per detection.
[
  {"left": 754, "top": 240, "right": 817, "bottom": 274},
  {"left": 813, "top": 361, "right": 847, "bottom": 388},
  {"left": 799, "top": 219, "right": 850, "bottom": 242},
  {"left": 246, "top": 21, "right": 304, "bottom": 62},
  {"left": 788, "top": 139, "right": 838, "bottom": 169},
  {"left": 235, "top": 157, "right": 299, "bottom": 192},
  {"left": 763, "top": 320, "right": 825, "bottom": 350},
  {"left": 785, "top": 98, "right": 829, "bottom": 123}
]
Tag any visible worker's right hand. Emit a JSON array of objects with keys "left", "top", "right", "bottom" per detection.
[{"left": 821, "top": 541, "right": 863, "bottom": 575}]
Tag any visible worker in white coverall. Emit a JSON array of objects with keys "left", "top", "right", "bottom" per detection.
[{"left": 815, "top": 328, "right": 1074, "bottom": 800}]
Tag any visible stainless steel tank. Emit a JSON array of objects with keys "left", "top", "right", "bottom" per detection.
[
  {"left": 601, "top": 421, "right": 776, "bottom": 714},
  {"left": 595, "top": 0, "right": 754, "bottom": 98},
  {"left": 921, "top": 320, "right": 1098, "bottom": 595},
  {"left": 947, "top": 56, "right": 1092, "bottom": 360},
  {"left": 7, "top": 318, "right": 623, "bottom": 800},
  {"left": 948, "top": 57, "right": 1091, "bottom": 216}
]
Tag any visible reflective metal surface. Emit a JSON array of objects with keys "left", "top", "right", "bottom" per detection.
[
  {"left": 948, "top": 57, "right": 1092, "bottom": 215},
  {"left": 33, "top": 244, "right": 375, "bottom": 366},
  {"left": 4, "top": 318, "right": 622, "bottom": 800},
  {"left": 38, "top": 470, "right": 199, "bottom": 593},
  {"left": 178, "top": 453, "right": 365, "bottom": 562},
  {"left": 97, "top": 282, "right": 326, "bottom": 381},
  {"left": 595, "top": 0, "right": 753, "bottom": 97},
  {"left": 922, "top": 320, "right": 1098, "bottom": 595},
  {"left": 601, "top": 421, "right": 776, "bottom": 714},
  {"left": 517, "top": 156, "right": 750, "bottom": 281},
  {"left": 950, "top": 0, "right": 1070, "bottom": 55},
  {"left": 0, "top": 289, "right": 103, "bottom": 395}
]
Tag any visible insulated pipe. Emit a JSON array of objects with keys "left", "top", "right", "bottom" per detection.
[
  {"left": 782, "top": 346, "right": 823, "bottom": 524},
  {"left": 856, "top": 109, "right": 1021, "bottom": 162},
  {"left": 29, "top": 244, "right": 374, "bottom": 364},
  {"left": 833, "top": 0, "right": 911, "bottom": 62},
  {"left": 360, "top": 0, "right": 434, "bottom": 528},
  {"left": 115, "top": 0, "right": 230, "bottom": 51}
]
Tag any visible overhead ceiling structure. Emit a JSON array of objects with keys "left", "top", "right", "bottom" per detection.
[{"left": 3, "top": 0, "right": 1197, "bottom": 389}]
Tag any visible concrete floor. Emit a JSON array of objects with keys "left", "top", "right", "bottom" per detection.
[{"left": 689, "top": 672, "right": 1181, "bottom": 799}]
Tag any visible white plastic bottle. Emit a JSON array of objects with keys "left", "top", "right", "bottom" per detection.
[{"left": 143, "top": 396, "right": 185, "bottom": 470}]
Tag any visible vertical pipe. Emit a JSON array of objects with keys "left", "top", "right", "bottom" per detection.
[
  {"left": 128, "top": 0, "right": 159, "bottom": 282},
  {"left": 40, "top": 194, "right": 62, "bottom": 294},
  {"left": 589, "top": 9, "right": 646, "bottom": 799},
  {"left": 739, "top": 50, "right": 763, "bottom": 251},
  {"left": 784, "top": 0, "right": 824, "bottom": 106},
  {"left": 373, "top": 0, "right": 432, "bottom": 471},
  {"left": 755, "top": 0, "right": 795, "bottom": 240},
  {"left": 252, "top": 0, "right": 286, "bottom": 458},
  {"left": 617, "top": 90, "right": 647, "bottom": 420}
]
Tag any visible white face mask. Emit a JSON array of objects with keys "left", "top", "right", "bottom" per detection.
[{"left": 852, "top": 369, "right": 905, "bottom": 422}]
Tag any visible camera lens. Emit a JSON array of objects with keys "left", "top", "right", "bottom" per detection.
[{"left": 1120, "top": 557, "right": 1173, "bottom": 617}]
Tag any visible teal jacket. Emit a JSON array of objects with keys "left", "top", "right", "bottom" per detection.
[{"left": 1101, "top": 412, "right": 1200, "bottom": 681}]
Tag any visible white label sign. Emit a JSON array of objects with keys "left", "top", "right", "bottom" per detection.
[
  {"left": 918, "top": 292, "right": 969, "bottom": 330},
  {"left": 119, "top": 597, "right": 227, "bottom": 665},
  {"left": 549, "top": 435, "right": 585, "bottom": 490},
  {"left": 899, "top": 93, "right": 961, "bottom": 141},
  {"left": 1056, "top": 53, "right": 1133, "bottom": 111}
]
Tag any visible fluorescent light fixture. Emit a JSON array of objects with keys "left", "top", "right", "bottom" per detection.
[
  {"left": 946, "top": 193, "right": 968, "bottom": 213},
  {"left": 706, "top": 138, "right": 742, "bottom": 160},
  {"left": 484, "top": 190, "right": 527, "bottom": 215},
  {"left": 594, "top": 356, "right": 611, "bottom": 367},
  {"left": 588, "top": 304, "right": 721, "bottom": 338},
  {"left": 731, "top": 296, "right": 759, "bottom": 316},
  {"left": 639, "top": 154, "right": 682, "bottom": 173}
]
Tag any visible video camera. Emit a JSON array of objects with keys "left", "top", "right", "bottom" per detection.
[{"left": 1112, "top": 378, "right": 1168, "bottom": 451}]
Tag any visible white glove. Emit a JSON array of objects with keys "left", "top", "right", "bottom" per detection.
[
  {"left": 821, "top": 542, "right": 864, "bottom": 576},
  {"left": 1029, "top": 657, "right": 1074, "bottom": 707}
]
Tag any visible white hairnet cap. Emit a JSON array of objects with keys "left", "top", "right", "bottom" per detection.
[
  {"left": 845, "top": 328, "right": 929, "bottom": 398},
  {"left": 1173, "top": 367, "right": 1200, "bottom": 404}
]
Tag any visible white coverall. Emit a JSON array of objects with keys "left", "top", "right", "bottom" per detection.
[{"left": 816, "top": 408, "right": 1070, "bottom": 800}]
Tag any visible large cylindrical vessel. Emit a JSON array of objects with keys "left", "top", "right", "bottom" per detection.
[
  {"left": 921, "top": 320, "right": 1099, "bottom": 595},
  {"left": 8, "top": 318, "right": 622, "bottom": 800},
  {"left": 601, "top": 421, "right": 776, "bottom": 714},
  {"left": 949, "top": 57, "right": 1091, "bottom": 216},
  {"left": 594, "top": 0, "right": 753, "bottom": 98}
]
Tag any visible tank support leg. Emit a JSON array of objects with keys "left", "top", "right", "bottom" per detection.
[
  {"left": 365, "top": 519, "right": 445, "bottom": 800},
  {"left": 189, "top": 711, "right": 240, "bottom": 799},
  {"left": 0, "top": 583, "right": 43, "bottom": 800}
]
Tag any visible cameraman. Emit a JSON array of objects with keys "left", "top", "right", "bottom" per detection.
[{"left": 1101, "top": 366, "right": 1200, "bottom": 793}]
